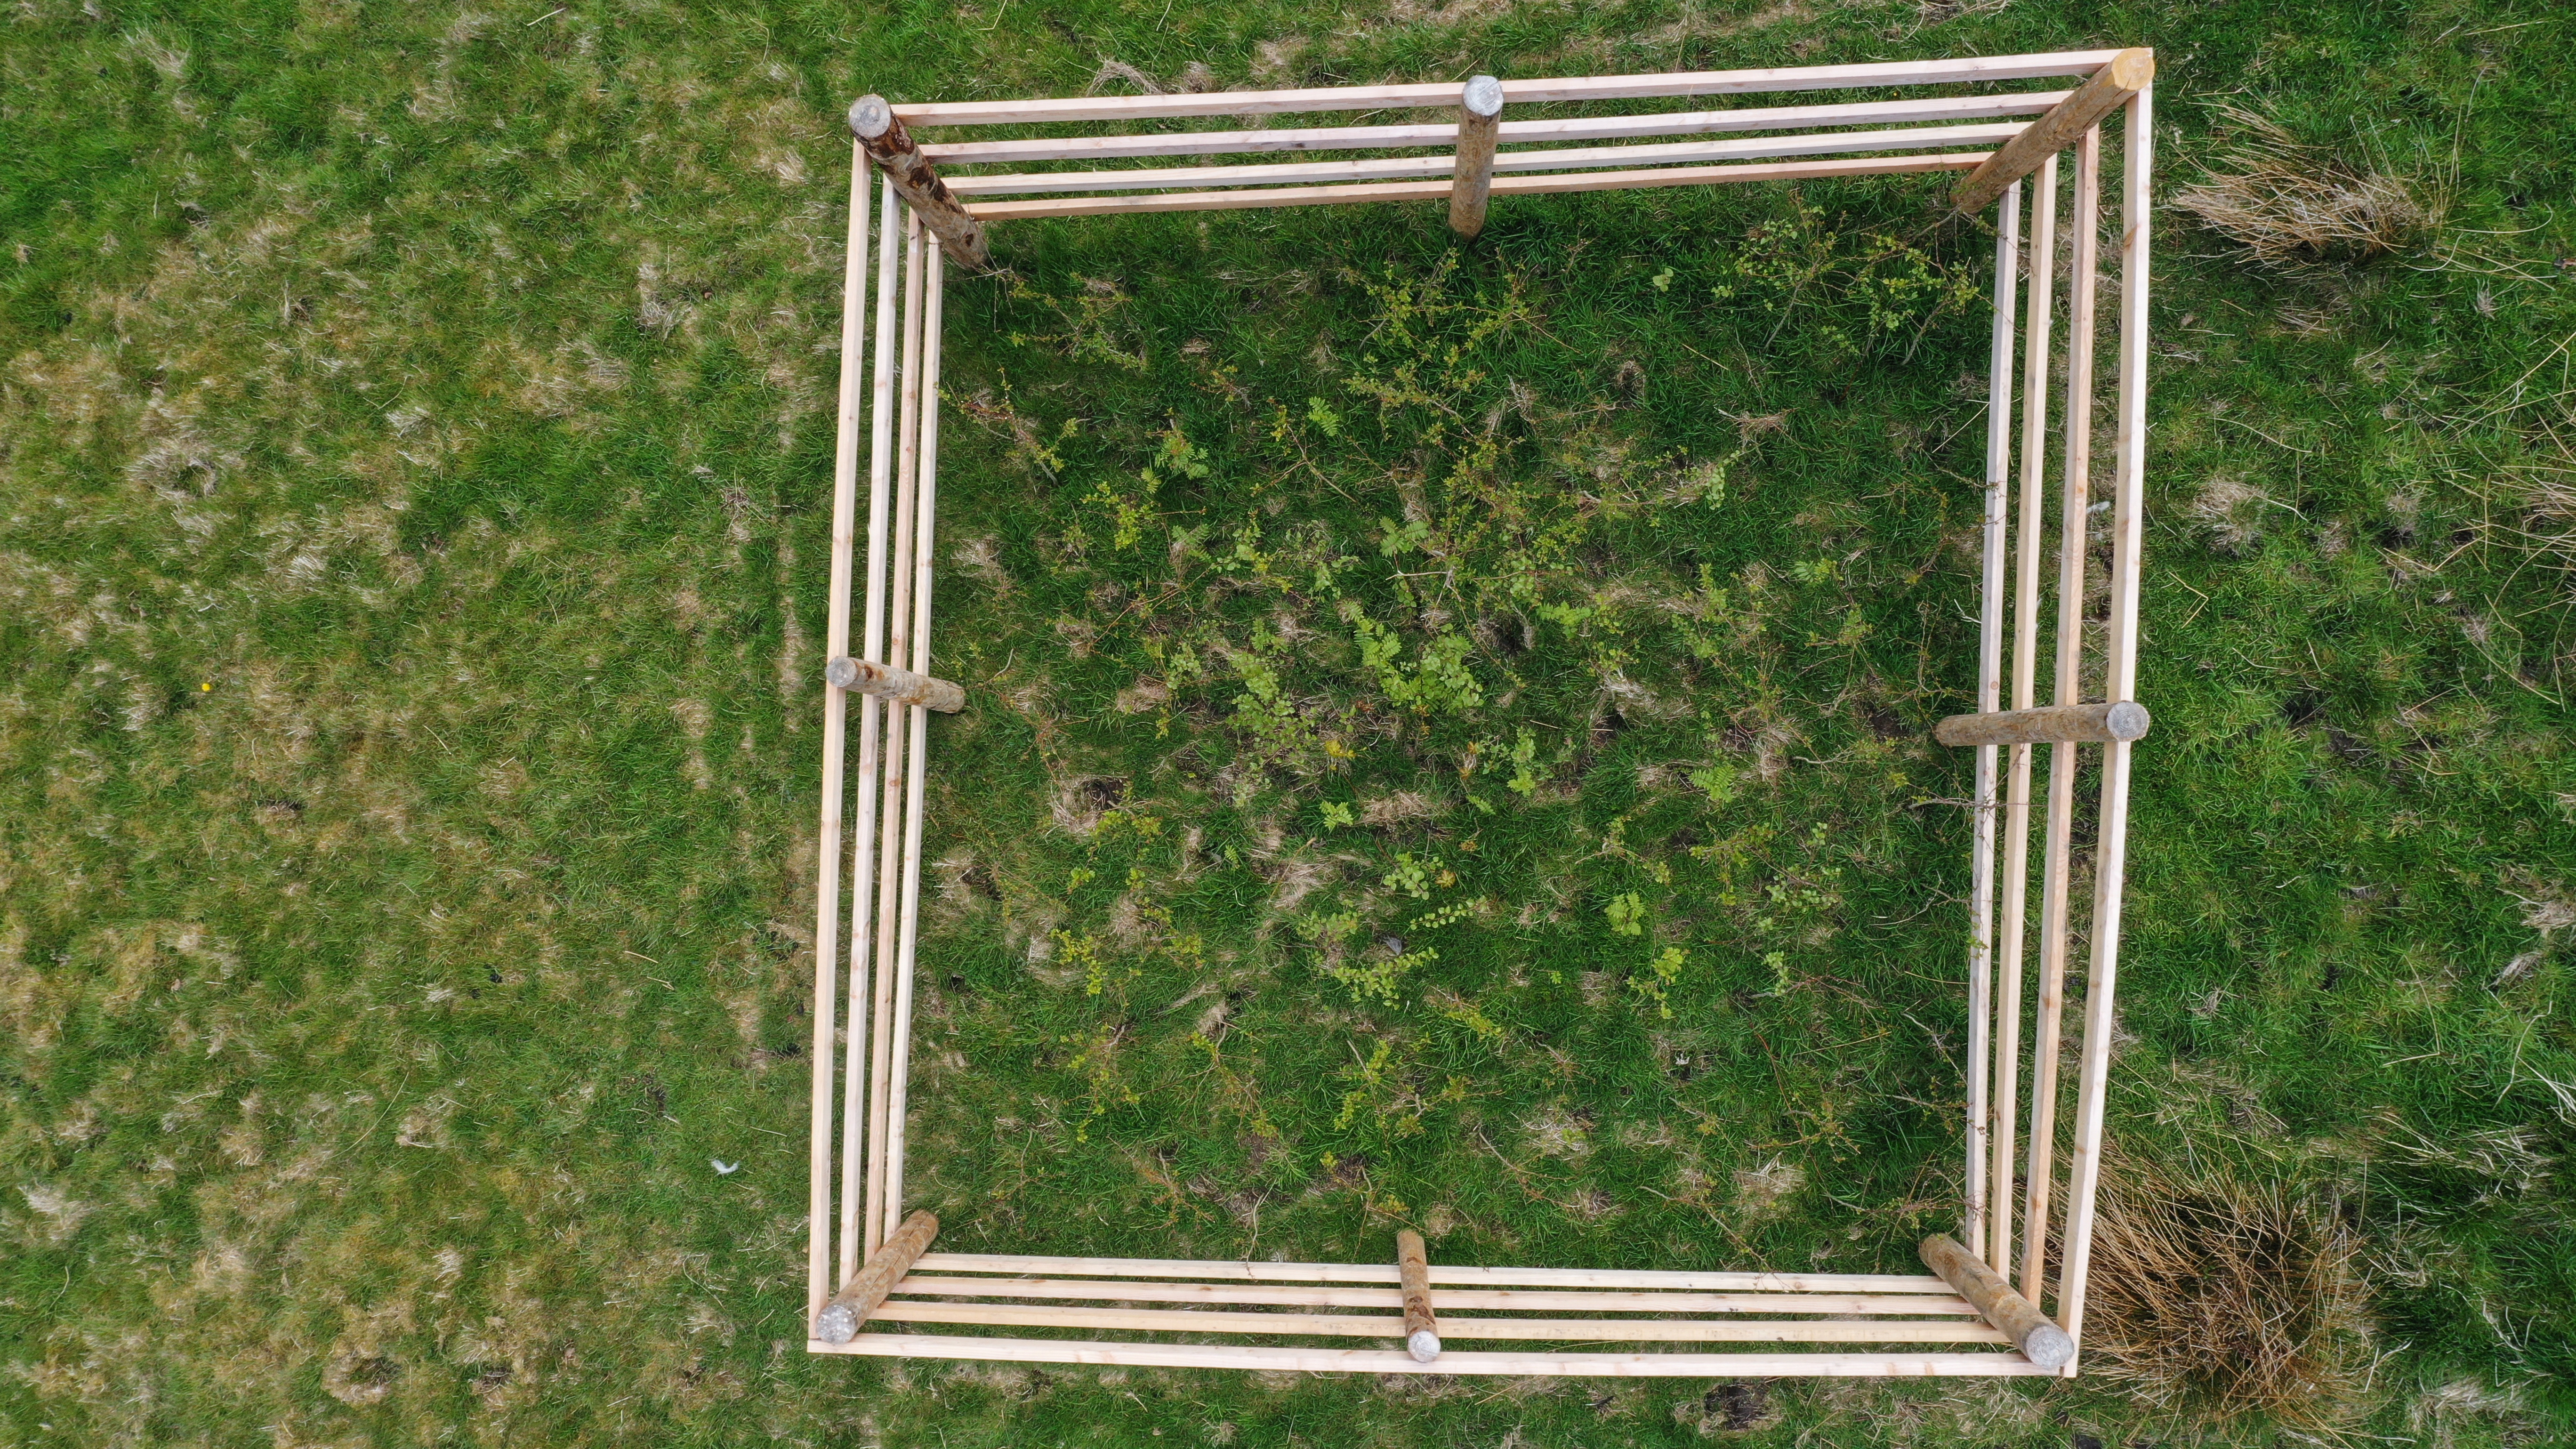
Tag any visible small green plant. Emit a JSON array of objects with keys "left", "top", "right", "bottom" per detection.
[
  {"left": 1633, "top": 945, "right": 1688, "bottom": 1017},
  {"left": 1605, "top": 891, "right": 1647, "bottom": 936},
  {"left": 1319, "top": 800, "right": 1356, "bottom": 829}
]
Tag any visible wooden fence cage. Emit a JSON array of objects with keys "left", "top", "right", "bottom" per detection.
[{"left": 803, "top": 45, "right": 2157, "bottom": 1378}]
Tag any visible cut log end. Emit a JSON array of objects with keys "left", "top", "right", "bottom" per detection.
[
  {"left": 814, "top": 1302, "right": 861, "bottom": 1345},
  {"left": 1406, "top": 1329, "right": 1442, "bottom": 1363},
  {"left": 1461, "top": 74, "right": 1504, "bottom": 118},
  {"left": 850, "top": 94, "right": 895, "bottom": 140},
  {"left": 2103, "top": 47, "right": 2156, "bottom": 91},
  {"left": 2022, "top": 1322, "right": 2075, "bottom": 1371}
]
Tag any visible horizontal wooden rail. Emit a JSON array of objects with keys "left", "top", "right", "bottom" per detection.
[
  {"left": 906, "top": 1254, "right": 1957, "bottom": 1294},
  {"left": 812, "top": 1335, "right": 2055, "bottom": 1375},
  {"left": 919, "top": 93, "right": 2068, "bottom": 165},
  {"left": 892, "top": 51, "right": 2125, "bottom": 125},
  {"left": 1934, "top": 700, "right": 2149, "bottom": 748},
  {"left": 964, "top": 152, "right": 1990, "bottom": 221},
  {"left": 867, "top": 1302, "right": 2015, "bottom": 1343},
  {"left": 942, "top": 124, "right": 2023, "bottom": 197},
  {"left": 889, "top": 1277, "right": 1979, "bottom": 1314}
]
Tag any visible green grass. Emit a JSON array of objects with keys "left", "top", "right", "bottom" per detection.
[{"left": 4, "top": 0, "right": 2576, "bottom": 1444}]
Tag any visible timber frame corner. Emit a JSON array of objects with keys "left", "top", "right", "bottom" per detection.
[{"left": 804, "top": 45, "right": 2156, "bottom": 1379}]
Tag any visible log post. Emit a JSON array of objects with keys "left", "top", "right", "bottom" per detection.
[
  {"left": 1448, "top": 76, "right": 1503, "bottom": 239},
  {"left": 1934, "top": 700, "right": 2149, "bottom": 748},
  {"left": 1919, "top": 1233, "right": 2073, "bottom": 1369},
  {"left": 826, "top": 655, "right": 967, "bottom": 713},
  {"left": 814, "top": 1209, "right": 939, "bottom": 1344},
  {"left": 1396, "top": 1229, "right": 1441, "bottom": 1361},
  {"left": 849, "top": 95, "right": 992, "bottom": 270},
  {"left": 1952, "top": 48, "right": 2152, "bottom": 215}
]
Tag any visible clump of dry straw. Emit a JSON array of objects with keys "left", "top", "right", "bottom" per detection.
[
  {"left": 2078, "top": 1151, "right": 2373, "bottom": 1427},
  {"left": 2174, "top": 107, "right": 2439, "bottom": 268}
]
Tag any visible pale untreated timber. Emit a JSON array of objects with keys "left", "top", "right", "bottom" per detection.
[
  {"left": 2021, "top": 122, "right": 2101, "bottom": 1304},
  {"left": 919, "top": 93, "right": 2069, "bottom": 164},
  {"left": 1953, "top": 48, "right": 2152, "bottom": 214},
  {"left": 906, "top": 1254, "right": 1956, "bottom": 1293},
  {"left": 826, "top": 656, "right": 965, "bottom": 712},
  {"left": 850, "top": 96, "right": 990, "bottom": 269},
  {"left": 1397, "top": 1229, "right": 1441, "bottom": 1361},
  {"left": 878, "top": 241, "right": 944, "bottom": 1245},
  {"left": 2057, "top": 83, "right": 2154, "bottom": 1374},
  {"left": 892, "top": 51, "right": 2126, "bottom": 125},
  {"left": 940, "top": 123, "right": 2026, "bottom": 196},
  {"left": 1992, "top": 152, "right": 2056, "bottom": 1277},
  {"left": 1965, "top": 180, "right": 2019, "bottom": 1261},
  {"left": 962, "top": 153, "right": 1990, "bottom": 220},
  {"left": 839, "top": 176, "right": 902, "bottom": 1279},
  {"left": 886, "top": 1278, "right": 1978, "bottom": 1314},
  {"left": 808, "top": 141, "right": 871, "bottom": 1320},
  {"left": 859, "top": 214, "right": 926, "bottom": 1258},
  {"left": 867, "top": 1302, "right": 2012, "bottom": 1343},
  {"left": 1936, "top": 700, "right": 2150, "bottom": 748},
  {"left": 812, "top": 1335, "right": 2054, "bottom": 1376},
  {"left": 1918, "top": 1234, "right": 2073, "bottom": 1370},
  {"left": 815, "top": 1209, "right": 940, "bottom": 1344},
  {"left": 1448, "top": 76, "right": 1503, "bottom": 239}
]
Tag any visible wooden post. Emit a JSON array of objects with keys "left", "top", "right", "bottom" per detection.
[
  {"left": 815, "top": 1209, "right": 940, "bottom": 1344},
  {"left": 1397, "top": 1230, "right": 1441, "bottom": 1362},
  {"left": 1935, "top": 701, "right": 2149, "bottom": 748},
  {"left": 1918, "top": 1234, "right": 2072, "bottom": 1369},
  {"left": 827, "top": 656, "right": 966, "bottom": 712},
  {"left": 850, "top": 95, "right": 992, "bottom": 270},
  {"left": 1449, "top": 75, "right": 1503, "bottom": 239},
  {"left": 1952, "top": 49, "right": 2151, "bottom": 215}
]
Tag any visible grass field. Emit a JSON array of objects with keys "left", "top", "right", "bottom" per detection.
[{"left": 6, "top": 1, "right": 2576, "bottom": 1444}]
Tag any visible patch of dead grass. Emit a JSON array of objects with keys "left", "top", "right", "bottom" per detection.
[
  {"left": 2079, "top": 1151, "right": 2372, "bottom": 1427},
  {"left": 2174, "top": 107, "right": 2439, "bottom": 270}
]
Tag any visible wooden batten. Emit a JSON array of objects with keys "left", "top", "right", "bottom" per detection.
[
  {"left": 885, "top": 1278, "right": 1976, "bottom": 1314},
  {"left": 827, "top": 655, "right": 965, "bottom": 712},
  {"left": 813, "top": 1336, "right": 2054, "bottom": 1376},
  {"left": 1448, "top": 76, "right": 1503, "bottom": 239},
  {"left": 1918, "top": 1234, "right": 2073, "bottom": 1369},
  {"left": 1952, "top": 48, "right": 2153, "bottom": 214},
  {"left": 890, "top": 50, "right": 2126, "bottom": 126},
  {"left": 918, "top": 93, "right": 2069, "bottom": 166},
  {"left": 907, "top": 1254, "right": 1958, "bottom": 1293},
  {"left": 815, "top": 1210, "right": 940, "bottom": 1344},
  {"left": 865, "top": 1302, "right": 2011, "bottom": 1343},
  {"left": 1935, "top": 700, "right": 2150, "bottom": 748},
  {"left": 962, "top": 152, "right": 1990, "bottom": 221},
  {"left": 850, "top": 96, "right": 991, "bottom": 269},
  {"left": 939, "top": 124, "right": 2026, "bottom": 198}
]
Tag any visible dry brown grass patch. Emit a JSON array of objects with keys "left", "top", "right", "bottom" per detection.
[
  {"left": 2174, "top": 108, "right": 2439, "bottom": 269},
  {"left": 2079, "top": 1151, "right": 2372, "bottom": 1427}
]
